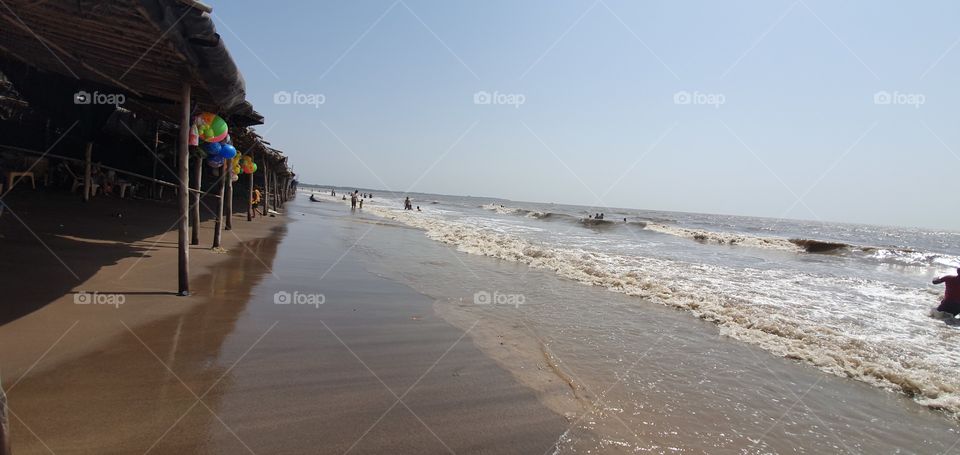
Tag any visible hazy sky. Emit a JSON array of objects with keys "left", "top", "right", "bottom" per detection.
[{"left": 215, "top": 1, "right": 959, "bottom": 230}]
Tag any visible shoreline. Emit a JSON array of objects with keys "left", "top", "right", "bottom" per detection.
[{"left": 309, "top": 189, "right": 960, "bottom": 453}]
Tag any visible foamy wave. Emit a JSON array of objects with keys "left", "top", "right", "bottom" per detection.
[
  {"left": 351, "top": 196, "right": 960, "bottom": 418},
  {"left": 866, "top": 248, "right": 960, "bottom": 268},
  {"left": 645, "top": 223, "right": 802, "bottom": 251},
  {"left": 481, "top": 203, "right": 520, "bottom": 215}
]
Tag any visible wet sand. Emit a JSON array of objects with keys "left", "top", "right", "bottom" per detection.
[
  {"left": 314, "top": 191, "right": 960, "bottom": 454},
  {"left": 0, "top": 192, "right": 568, "bottom": 454}
]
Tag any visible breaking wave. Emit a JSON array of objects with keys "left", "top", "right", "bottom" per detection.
[
  {"left": 643, "top": 223, "right": 960, "bottom": 267},
  {"left": 644, "top": 223, "right": 802, "bottom": 251},
  {"left": 350, "top": 196, "right": 960, "bottom": 419}
]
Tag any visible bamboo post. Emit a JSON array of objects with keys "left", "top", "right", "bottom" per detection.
[
  {"left": 261, "top": 158, "right": 269, "bottom": 216},
  {"left": 152, "top": 123, "right": 159, "bottom": 198},
  {"left": 247, "top": 171, "right": 253, "bottom": 221},
  {"left": 1, "top": 374, "right": 9, "bottom": 455},
  {"left": 273, "top": 174, "right": 280, "bottom": 209},
  {"left": 213, "top": 163, "right": 226, "bottom": 248},
  {"left": 83, "top": 142, "right": 93, "bottom": 201},
  {"left": 225, "top": 168, "right": 233, "bottom": 230},
  {"left": 269, "top": 172, "right": 275, "bottom": 211},
  {"left": 191, "top": 155, "right": 201, "bottom": 245},
  {"left": 177, "top": 83, "right": 191, "bottom": 296}
]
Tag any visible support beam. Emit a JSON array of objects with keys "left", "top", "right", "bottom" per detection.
[
  {"left": 225, "top": 169, "right": 233, "bottom": 230},
  {"left": 213, "top": 163, "right": 226, "bottom": 248},
  {"left": 151, "top": 124, "right": 160, "bottom": 198},
  {"left": 83, "top": 142, "right": 93, "bottom": 201},
  {"left": 191, "top": 155, "right": 201, "bottom": 245},
  {"left": 177, "top": 82, "right": 191, "bottom": 296},
  {"left": 262, "top": 158, "right": 269, "bottom": 216},
  {"left": 1, "top": 375, "right": 9, "bottom": 455},
  {"left": 247, "top": 171, "right": 253, "bottom": 221},
  {"left": 272, "top": 173, "right": 279, "bottom": 210}
]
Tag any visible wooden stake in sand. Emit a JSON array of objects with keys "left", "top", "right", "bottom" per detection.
[
  {"left": 0, "top": 375, "right": 9, "bottom": 455},
  {"left": 191, "top": 155, "right": 202, "bottom": 245},
  {"left": 213, "top": 162, "right": 226, "bottom": 248},
  {"left": 83, "top": 141, "right": 93, "bottom": 201},
  {"left": 262, "top": 157, "right": 269, "bottom": 217},
  {"left": 177, "top": 82, "right": 191, "bottom": 296},
  {"left": 225, "top": 168, "right": 233, "bottom": 230},
  {"left": 247, "top": 170, "right": 253, "bottom": 222}
]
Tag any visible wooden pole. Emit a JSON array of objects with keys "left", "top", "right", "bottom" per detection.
[
  {"left": 247, "top": 171, "right": 253, "bottom": 221},
  {"left": 177, "top": 83, "right": 191, "bottom": 296},
  {"left": 0, "top": 374, "right": 9, "bottom": 455},
  {"left": 83, "top": 142, "right": 93, "bottom": 201},
  {"left": 191, "top": 155, "right": 201, "bottom": 245},
  {"left": 261, "top": 158, "right": 269, "bottom": 216},
  {"left": 273, "top": 173, "right": 280, "bottom": 210},
  {"left": 213, "top": 163, "right": 226, "bottom": 248},
  {"left": 225, "top": 168, "right": 233, "bottom": 230},
  {"left": 152, "top": 123, "right": 159, "bottom": 198}
]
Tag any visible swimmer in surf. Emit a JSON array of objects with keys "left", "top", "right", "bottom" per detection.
[{"left": 933, "top": 268, "right": 960, "bottom": 315}]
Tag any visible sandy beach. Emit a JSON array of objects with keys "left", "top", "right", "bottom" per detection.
[
  {"left": 0, "top": 192, "right": 568, "bottom": 454},
  {"left": 308, "top": 190, "right": 960, "bottom": 454}
]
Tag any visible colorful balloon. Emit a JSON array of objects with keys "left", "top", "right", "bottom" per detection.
[
  {"left": 194, "top": 112, "right": 229, "bottom": 143},
  {"left": 220, "top": 144, "right": 237, "bottom": 159},
  {"left": 203, "top": 141, "right": 222, "bottom": 156}
]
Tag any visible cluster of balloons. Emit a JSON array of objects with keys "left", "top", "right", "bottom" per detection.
[
  {"left": 237, "top": 154, "right": 258, "bottom": 175},
  {"left": 189, "top": 112, "right": 259, "bottom": 180},
  {"left": 202, "top": 138, "right": 237, "bottom": 167},
  {"left": 189, "top": 112, "right": 235, "bottom": 168},
  {"left": 194, "top": 112, "right": 229, "bottom": 143}
]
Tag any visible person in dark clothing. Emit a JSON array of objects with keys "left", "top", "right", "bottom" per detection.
[{"left": 933, "top": 268, "right": 960, "bottom": 314}]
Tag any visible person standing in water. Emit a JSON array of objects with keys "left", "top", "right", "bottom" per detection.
[
  {"left": 933, "top": 268, "right": 960, "bottom": 315},
  {"left": 404, "top": 197, "right": 413, "bottom": 210},
  {"left": 350, "top": 190, "right": 358, "bottom": 209}
]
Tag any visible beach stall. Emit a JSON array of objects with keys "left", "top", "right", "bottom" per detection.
[{"left": 0, "top": 0, "right": 261, "bottom": 296}]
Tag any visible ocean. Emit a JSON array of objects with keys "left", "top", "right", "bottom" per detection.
[{"left": 304, "top": 186, "right": 960, "bottom": 453}]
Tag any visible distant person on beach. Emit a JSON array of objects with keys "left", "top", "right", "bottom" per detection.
[
  {"left": 404, "top": 197, "right": 413, "bottom": 210},
  {"left": 251, "top": 187, "right": 262, "bottom": 219},
  {"left": 933, "top": 268, "right": 960, "bottom": 315},
  {"left": 351, "top": 191, "right": 358, "bottom": 209},
  {"left": 359, "top": 199, "right": 364, "bottom": 209},
  {"left": 331, "top": 189, "right": 336, "bottom": 196},
  {"left": 417, "top": 205, "right": 421, "bottom": 211}
]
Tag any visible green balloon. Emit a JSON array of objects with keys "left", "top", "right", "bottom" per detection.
[
  {"left": 211, "top": 116, "right": 228, "bottom": 136},
  {"left": 252, "top": 163, "right": 258, "bottom": 173}
]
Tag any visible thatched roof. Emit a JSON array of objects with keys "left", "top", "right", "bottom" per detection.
[{"left": 0, "top": 0, "right": 247, "bottom": 113}]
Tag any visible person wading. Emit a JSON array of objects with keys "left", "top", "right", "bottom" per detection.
[{"left": 933, "top": 268, "right": 960, "bottom": 315}]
